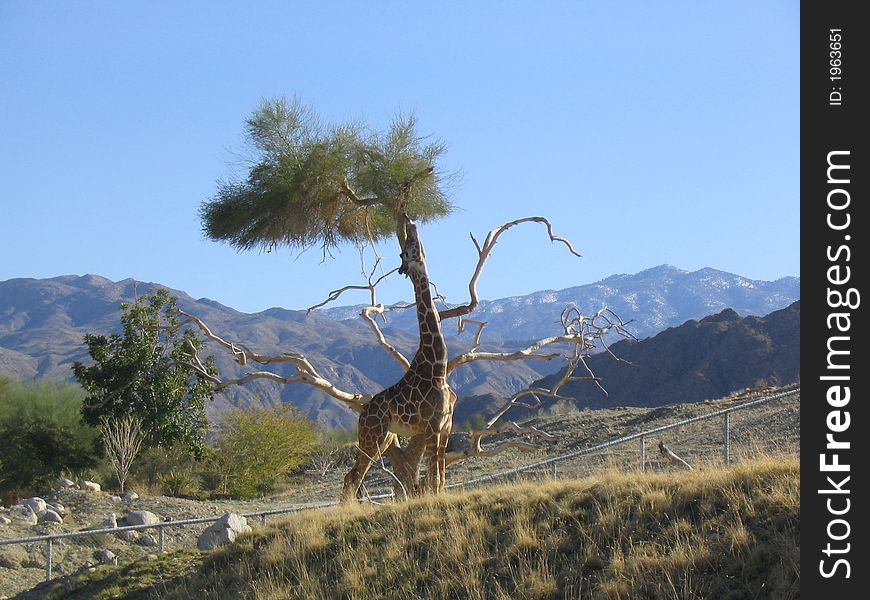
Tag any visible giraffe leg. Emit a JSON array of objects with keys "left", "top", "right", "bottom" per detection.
[
  {"left": 342, "top": 428, "right": 391, "bottom": 503},
  {"left": 436, "top": 420, "right": 452, "bottom": 493},
  {"left": 388, "top": 434, "right": 427, "bottom": 499},
  {"left": 423, "top": 433, "right": 443, "bottom": 495}
]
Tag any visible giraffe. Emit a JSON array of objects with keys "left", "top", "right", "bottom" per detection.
[{"left": 342, "top": 216, "right": 453, "bottom": 502}]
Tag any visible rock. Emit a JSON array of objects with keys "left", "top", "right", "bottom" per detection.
[
  {"left": 79, "top": 480, "right": 101, "bottom": 492},
  {"left": 94, "top": 549, "right": 117, "bottom": 565},
  {"left": 122, "top": 491, "right": 140, "bottom": 502},
  {"left": 56, "top": 477, "right": 76, "bottom": 489},
  {"left": 140, "top": 534, "right": 159, "bottom": 547},
  {"left": 124, "top": 510, "right": 160, "bottom": 527},
  {"left": 197, "top": 513, "right": 251, "bottom": 551},
  {"left": 100, "top": 513, "right": 118, "bottom": 529},
  {"left": 110, "top": 495, "right": 122, "bottom": 503},
  {"left": 9, "top": 505, "right": 37, "bottom": 525},
  {"left": 46, "top": 502, "right": 66, "bottom": 516},
  {"left": 22, "top": 497, "right": 46, "bottom": 513},
  {"left": 37, "top": 509, "right": 64, "bottom": 524},
  {"left": 0, "top": 515, "right": 11, "bottom": 525},
  {"left": 118, "top": 530, "right": 141, "bottom": 543}
]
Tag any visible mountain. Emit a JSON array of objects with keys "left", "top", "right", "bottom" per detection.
[
  {"left": 320, "top": 265, "right": 800, "bottom": 343},
  {"left": 0, "top": 268, "right": 799, "bottom": 429},
  {"left": 0, "top": 275, "right": 551, "bottom": 429},
  {"left": 453, "top": 300, "right": 800, "bottom": 425}
]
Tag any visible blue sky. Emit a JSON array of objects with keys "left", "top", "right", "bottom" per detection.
[{"left": 0, "top": 1, "right": 799, "bottom": 313}]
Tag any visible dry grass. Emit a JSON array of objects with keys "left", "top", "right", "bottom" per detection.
[{"left": 37, "top": 456, "right": 799, "bottom": 600}]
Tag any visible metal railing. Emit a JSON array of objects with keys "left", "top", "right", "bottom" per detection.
[
  {"left": 0, "top": 386, "right": 799, "bottom": 585},
  {"left": 0, "top": 501, "right": 340, "bottom": 582},
  {"left": 446, "top": 386, "right": 799, "bottom": 489}
]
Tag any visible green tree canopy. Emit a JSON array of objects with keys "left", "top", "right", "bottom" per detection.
[
  {"left": 72, "top": 289, "right": 216, "bottom": 459},
  {"left": 0, "top": 378, "right": 101, "bottom": 493},
  {"left": 200, "top": 96, "right": 455, "bottom": 254}
]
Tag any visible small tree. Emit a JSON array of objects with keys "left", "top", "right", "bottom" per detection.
[
  {"left": 206, "top": 404, "right": 318, "bottom": 499},
  {"left": 72, "top": 288, "right": 217, "bottom": 459},
  {"left": 100, "top": 415, "right": 147, "bottom": 493}
]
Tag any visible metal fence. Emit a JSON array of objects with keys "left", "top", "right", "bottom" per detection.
[
  {"left": 0, "top": 386, "right": 799, "bottom": 585},
  {"left": 446, "top": 386, "right": 800, "bottom": 489}
]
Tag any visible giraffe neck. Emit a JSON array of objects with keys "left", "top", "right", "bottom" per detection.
[{"left": 408, "top": 266, "right": 447, "bottom": 375}]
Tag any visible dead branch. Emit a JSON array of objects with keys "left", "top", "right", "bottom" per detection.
[
  {"left": 440, "top": 216, "right": 582, "bottom": 321},
  {"left": 441, "top": 306, "right": 635, "bottom": 468},
  {"left": 361, "top": 305, "right": 411, "bottom": 369},
  {"left": 307, "top": 259, "right": 398, "bottom": 312},
  {"left": 175, "top": 309, "right": 369, "bottom": 412},
  {"left": 658, "top": 441, "right": 694, "bottom": 471},
  {"left": 456, "top": 318, "right": 486, "bottom": 353},
  {"left": 445, "top": 421, "right": 553, "bottom": 466}
]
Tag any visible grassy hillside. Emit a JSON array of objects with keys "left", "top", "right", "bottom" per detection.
[{"left": 32, "top": 458, "right": 799, "bottom": 600}]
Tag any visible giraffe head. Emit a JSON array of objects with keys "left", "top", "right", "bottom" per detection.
[{"left": 398, "top": 220, "right": 426, "bottom": 277}]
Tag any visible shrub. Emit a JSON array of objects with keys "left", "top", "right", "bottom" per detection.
[
  {"left": 0, "top": 377, "right": 102, "bottom": 494},
  {"left": 0, "top": 415, "right": 100, "bottom": 494},
  {"left": 205, "top": 405, "right": 318, "bottom": 499}
]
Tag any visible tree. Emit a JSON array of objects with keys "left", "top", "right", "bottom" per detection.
[
  {"left": 0, "top": 378, "right": 101, "bottom": 493},
  {"left": 205, "top": 405, "right": 318, "bottom": 499},
  {"left": 100, "top": 415, "right": 147, "bottom": 493},
  {"left": 184, "top": 98, "right": 633, "bottom": 498},
  {"left": 200, "top": 96, "right": 454, "bottom": 256},
  {"left": 0, "top": 415, "right": 100, "bottom": 494},
  {"left": 72, "top": 289, "right": 217, "bottom": 459}
]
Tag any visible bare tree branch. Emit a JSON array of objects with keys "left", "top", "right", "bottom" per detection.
[
  {"left": 440, "top": 216, "right": 582, "bottom": 321},
  {"left": 361, "top": 305, "right": 411, "bottom": 369},
  {"left": 306, "top": 265, "right": 400, "bottom": 312},
  {"left": 445, "top": 421, "right": 553, "bottom": 466},
  {"left": 658, "top": 441, "right": 694, "bottom": 471},
  {"left": 440, "top": 305, "right": 636, "bottom": 468},
  {"left": 175, "top": 309, "right": 369, "bottom": 412}
]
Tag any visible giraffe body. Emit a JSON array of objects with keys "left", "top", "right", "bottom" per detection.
[{"left": 342, "top": 218, "right": 453, "bottom": 502}]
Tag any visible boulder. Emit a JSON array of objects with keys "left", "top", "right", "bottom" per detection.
[
  {"left": 37, "top": 509, "right": 64, "bottom": 524},
  {"left": 197, "top": 513, "right": 251, "bottom": 551},
  {"left": 0, "top": 515, "right": 11, "bottom": 525},
  {"left": 9, "top": 505, "right": 37, "bottom": 525},
  {"left": 47, "top": 502, "right": 66, "bottom": 516},
  {"left": 140, "top": 534, "right": 159, "bottom": 547},
  {"left": 79, "top": 480, "right": 101, "bottom": 492},
  {"left": 121, "top": 491, "right": 140, "bottom": 502},
  {"left": 22, "top": 497, "right": 46, "bottom": 513},
  {"left": 118, "top": 530, "right": 141, "bottom": 543},
  {"left": 56, "top": 477, "right": 76, "bottom": 489},
  {"left": 124, "top": 510, "right": 160, "bottom": 527}
]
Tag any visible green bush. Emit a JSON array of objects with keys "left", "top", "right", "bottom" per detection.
[
  {"left": 205, "top": 405, "right": 318, "bottom": 499},
  {"left": 0, "top": 415, "right": 100, "bottom": 494},
  {"left": 0, "top": 377, "right": 102, "bottom": 494}
]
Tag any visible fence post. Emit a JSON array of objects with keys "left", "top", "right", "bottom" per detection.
[
  {"left": 158, "top": 526, "right": 165, "bottom": 553},
  {"left": 723, "top": 412, "right": 731, "bottom": 465},
  {"left": 640, "top": 435, "right": 646, "bottom": 472},
  {"left": 45, "top": 537, "right": 52, "bottom": 581}
]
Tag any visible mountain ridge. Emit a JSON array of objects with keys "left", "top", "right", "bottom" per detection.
[{"left": 0, "top": 267, "right": 799, "bottom": 428}]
